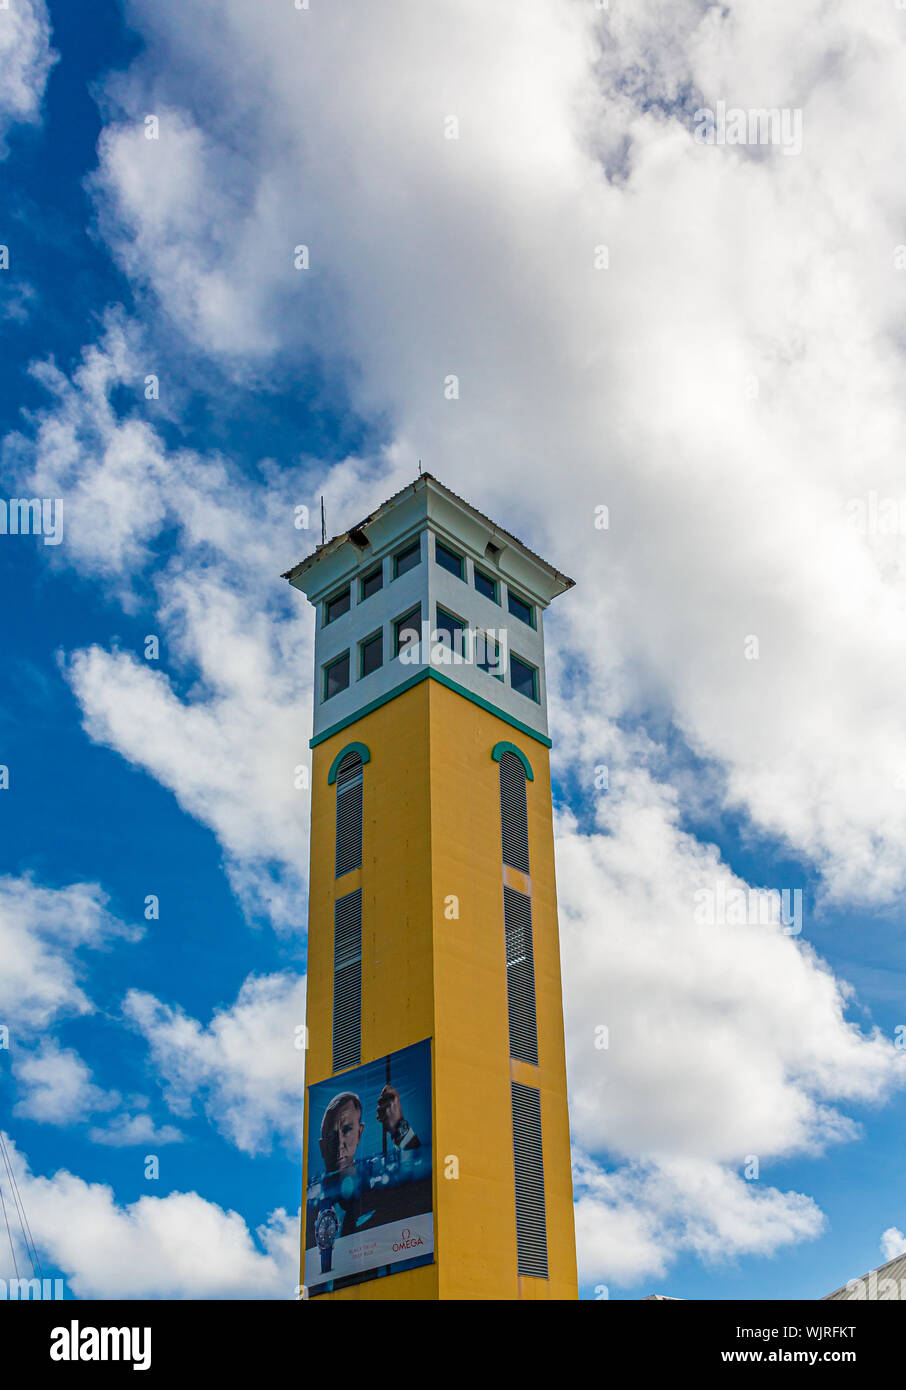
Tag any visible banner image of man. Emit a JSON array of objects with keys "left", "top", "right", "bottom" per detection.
[{"left": 304, "top": 1039, "right": 433, "bottom": 1294}]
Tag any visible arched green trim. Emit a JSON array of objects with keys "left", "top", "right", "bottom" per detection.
[
  {"left": 327, "top": 742, "right": 372, "bottom": 784},
  {"left": 491, "top": 741, "right": 534, "bottom": 781}
]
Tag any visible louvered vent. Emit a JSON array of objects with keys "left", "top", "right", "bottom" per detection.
[
  {"left": 504, "top": 885, "right": 538, "bottom": 1065},
  {"left": 511, "top": 1082, "right": 548, "bottom": 1278},
  {"left": 333, "top": 888, "right": 362, "bottom": 1071},
  {"left": 335, "top": 753, "right": 363, "bottom": 878},
  {"left": 499, "top": 752, "right": 529, "bottom": 873}
]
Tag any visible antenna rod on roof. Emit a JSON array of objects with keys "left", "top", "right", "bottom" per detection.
[
  {"left": 320, "top": 495, "right": 326, "bottom": 545},
  {"left": 418, "top": 459, "right": 422, "bottom": 475}
]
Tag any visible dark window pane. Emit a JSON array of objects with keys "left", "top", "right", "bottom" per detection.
[
  {"left": 477, "top": 633, "right": 502, "bottom": 678},
  {"left": 474, "top": 567, "right": 497, "bottom": 601},
  {"left": 395, "top": 605, "right": 421, "bottom": 656},
  {"left": 510, "top": 655, "right": 537, "bottom": 701},
  {"left": 323, "top": 652, "right": 350, "bottom": 700},
  {"left": 360, "top": 565, "right": 383, "bottom": 600},
  {"left": 435, "top": 540, "right": 464, "bottom": 579},
  {"left": 325, "top": 587, "right": 351, "bottom": 625},
  {"left": 507, "top": 590, "right": 534, "bottom": 626},
  {"left": 435, "top": 607, "right": 464, "bottom": 641},
  {"left": 360, "top": 632, "right": 382, "bottom": 677},
  {"left": 394, "top": 541, "right": 420, "bottom": 578}
]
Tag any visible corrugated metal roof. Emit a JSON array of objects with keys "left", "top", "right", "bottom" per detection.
[
  {"left": 281, "top": 471, "right": 575, "bottom": 591},
  {"left": 824, "top": 1249, "right": 906, "bottom": 1300}
]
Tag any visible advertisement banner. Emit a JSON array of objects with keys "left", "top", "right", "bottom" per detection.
[{"left": 304, "top": 1038, "right": 433, "bottom": 1295}]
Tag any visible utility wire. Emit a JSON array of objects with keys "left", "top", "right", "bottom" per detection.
[
  {"left": 0, "top": 1177, "right": 19, "bottom": 1281},
  {"left": 0, "top": 1132, "right": 41, "bottom": 1279}
]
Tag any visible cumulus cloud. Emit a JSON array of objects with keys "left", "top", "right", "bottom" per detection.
[
  {"left": 555, "top": 770, "right": 906, "bottom": 1284},
  {"left": 87, "top": 0, "right": 906, "bottom": 906},
  {"left": 7, "top": 0, "right": 906, "bottom": 1286},
  {"left": 122, "top": 971, "right": 307, "bottom": 1155},
  {"left": 4, "top": 314, "right": 327, "bottom": 928},
  {"left": 12, "top": 1041, "right": 119, "bottom": 1125},
  {"left": 880, "top": 1226, "right": 906, "bottom": 1263},
  {"left": 0, "top": 873, "right": 139, "bottom": 1034},
  {"left": 0, "top": 0, "right": 56, "bottom": 153},
  {"left": 88, "top": 1112, "right": 184, "bottom": 1147},
  {"left": 0, "top": 1134, "right": 298, "bottom": 1298},
  {"left": 573, "top": 1151, "right": 825, "bottom": 1288}
]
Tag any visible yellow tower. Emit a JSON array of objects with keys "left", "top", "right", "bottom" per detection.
[{"left": 285, "top": 474, "right": 577, "bottom": 1300}]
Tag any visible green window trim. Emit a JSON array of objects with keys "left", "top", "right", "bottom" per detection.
[
  {"left": 327, "top": 742, "right": 372, "bottom": 784},
  {"left": 506, "top": 588, "right": 536, "bottom": 628},
  {"left": 492, "top": 741, "right": 535, "bottom": 781},
  {"left": 359, "top": 564, "right": 383, "bottom": 601},
  {"left": 510, "top": 653, "right": 539, "bottom": 703},
  {"left": 473, "top": 566, "right": 499, "bottom": 603},
  {"left": 322, "top": 650, "right": 350, "bottom": 701},
  {"left": 358, "top": 629, "right": 383, "bottom": 678},
  {"left": 434, "top": 538, "right": 465, "bottom": 580},
  {"left": 323, "top": 585, "right": 351, "bottom": 626},
  {"left": 393, "top": 539, "right": 421, "bottom": 578}
]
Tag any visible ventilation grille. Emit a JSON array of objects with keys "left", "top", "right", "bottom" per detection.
[
  {"left": 335, "top": 754, "right": 363, "bottom": 878},
  {"left": 333, "top": 889, "right": 362, "bottom": 1071},
  {"left": 504, "top": 886, "right": 538, "bottom": 1065},
  {"left": 511, "top": 1082, "right": 548, "bottom": 1278},
  {"left": 499, "top": 753, "right": 529, "bottom": 873}
]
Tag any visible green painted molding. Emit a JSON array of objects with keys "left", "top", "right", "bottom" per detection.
[
  {"left": 326, "top": 741, "right": 372, "bottom": 784},
  {"left": 491, "top": 741, "right": 535, "bottom": 781},
  {"left": 310, "top": 667, "right": 553, "bottom": 750}
]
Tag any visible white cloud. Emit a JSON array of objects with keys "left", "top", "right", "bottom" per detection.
[
  {"left": 88, "top": 1112, "right": 184, "bottom": 1147},
  {"left": 0, "top": 1134, "right": 298, "bottom": 1298},
  {"left": 0, "top": 873, "right": 139, "bottom": 1034},
  {"left": 7, "top": 0, "right": 906, "bottom": 1286},
  {"left": 881, "top": 1226, "right": 906, "bottom": 1263},
  {"left": 12, "top": 1041, "right": 119, "bottom": 1125},
  {"left": 5, "top": 315, "right": 328, "bottom": 929},
  {"left": 0, "top": 0, "right": 56, "bottom": 153},
  {"left": 87, "top": 0, "right": 906, "bottom": 907},
  {"left": 123, "top": 971, "right": 307, "bottom": 1155},
  {"left": 556, "top": 767, "right": 906, "bottom": 1285},
  {"left": 573, "top": 1151, "right": 824, "bottom": 1289}
]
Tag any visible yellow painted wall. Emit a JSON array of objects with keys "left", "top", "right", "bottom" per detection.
[{"left": 301, "top": 674, "right": 577, "bottom": 1301}]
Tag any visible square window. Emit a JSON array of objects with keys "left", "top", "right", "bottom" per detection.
[
  {"left": 435, "top": 606, "right": 465, "bottom": 643},
  {"left": 394, "top": 541, "right": 421, "bottom": 578},
  {"left": 323, "top": 651, "right": 350, "bottom": 701},
  {"left": 435, "top": 539, "right": 464, "bottom": 580},
  {"left": 477, "top": 632, "right": 503, "bottom": 680},
  {"left": 359, "top": 631, "right": 383, "bottom": 678},
  {"left": 360, "top": 564, "right": 383, "bottom": 601},
  {"left": 394, "top": 605, "right": 422, "bottom": 657},
  {"left": 324, "top": 586, "right": 351, "bottom": 625},
  {"left": 510, "top": 654, "right": 538, "bottom": 702},
  {"left": 507, "top": 589, "right": 534, "bottom": 626},
  {"left": 473, "top": 567, "right": 498, "bottom": 602}
]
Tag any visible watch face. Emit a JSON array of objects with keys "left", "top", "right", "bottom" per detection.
[{"left": 315, "top": 1209, "right": 339, "bottom": 1250}]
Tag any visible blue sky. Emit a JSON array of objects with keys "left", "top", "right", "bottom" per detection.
[{"left": 2, "top": 0, "right": 906, "bottom": 1300}]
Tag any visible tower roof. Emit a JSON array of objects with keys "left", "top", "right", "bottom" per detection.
[{"left": 282, "top": 471, "right": 575, "bottom": 602}]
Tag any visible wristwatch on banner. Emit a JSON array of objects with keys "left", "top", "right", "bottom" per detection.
[
  {"left": 392, "top": 1118, "right": 411, "bottom": 1147},
  {"left": 315, "top": 1206, "right": 339, "bottom": 1273}
]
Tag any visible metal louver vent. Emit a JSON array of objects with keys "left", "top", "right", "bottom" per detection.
[
  {"left": 333, "top": 888, "right": 362, "bottom": 1071},
  {"left": 511, "top": 1082, "right": 548, "bottom": 1278},
  {"left": 504, "top": 885, "right": 538, "bottom": 1065},
  {"left": 499, "top": 752, "right": 529, "bottom": 873},
  {"left": 335, "top": 753, "right": 363, "bottom": 878}
]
